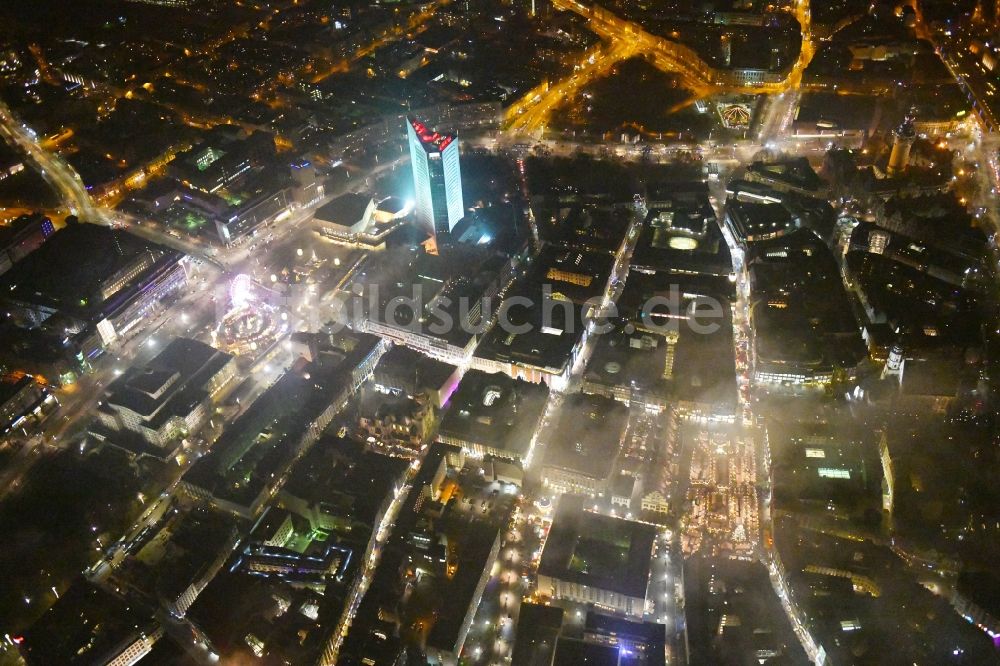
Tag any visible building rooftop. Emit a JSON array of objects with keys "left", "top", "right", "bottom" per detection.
[
  {"left": 583, "top": 325, "right": 671, "bottom": 395},
  {"left": 0, "top": 214, "right": 53, "bottom": 249},
  {"left": 849, "top": 222, "right": 987, "bottom": 291},
  {"left": 407, "top": 117, "right": 456, "bottom": 153},
  {"left": 956, "top": 572, "right": 1000, "bottom": 618},
  {"left": 749, "top": 230, "right": 865, "bottom": 374},
  {"left": 153, "top": 509, "right": 239, "bottom": 603},
  {"left": 474, "top": 278, "right": 588, "bottom": 377},
  {"left": 794, "top": 91, "right": 880, "bottom": 132},
  {"left": 376, "top": 196, "right": 408, "bottom": 215},
  {"left": 280, "top": 436, "right": 409, "bottom": 527},
  {"left": 747, "top": 157, "right": 824, "bottom": 194},
  {"left": 373, "top": 345, "right": 457, "bottom": 396},
  {"left": 0, "top": 374, "right": 36, "bottom": 406},
  {"left": 900, "top": 354, "right": 962, "bottom": 398},
  {"left": 451, "top": 203, "right": 532, "bottom": 256},
  {"left": 315, "top": 192, "right": 374, "bottom": 227},
  {"left": 185, "top": 555, "right": 333, "bottom": 664},
  {"left": 539, "top": 496, "right": 656, "bottom": 600},
  {"left": 879, "top": 193, "right": 984, "bottom": 258},
  {"left": 537, "top": 244, "right": 614, "bottom": 304},
  {"left": 340, "top": 445, "right": 463, "bottom": 662},
  {"left": 543, "top": 393, "right": 628, "bottom": 482},
  {"left": 101, "top": 337, "right": 232, "bottom": 430},
  {"left": 845, "top": 247, "right": 983, "bottom": 348},
  {"left": 357, "top": 246, "right": 506, "bottom": 349},
  {"left": 511, "top": 602, "right": 565, "bottom": 666},
  {"left": 633, "top": 182, "right": 732, "bottom": 277},
  {"left": 544, "top": 203, "right": 633, "bottom": 254},
  {"left": 769, "top": 422, "right": 872, "bottom": 507},
  {"left": 182, "top": 366, "right": 325, "bottom": 509},
  {"left": 438, "top": 369, "right": 549, "bottom": 458},
  {"left": 584, "top": 612, "right": 666, "bottom": 666},
  {"left": 0, "top": 221, "right": 182, "bottom": 322},
  {"left": 553, "top": 638, "right": 619, "bottom": 666},
  {"left": 20, "top": 579, "right": 158, "bottom": 666},
  {"left": 632, "top": 207, "right": 733, "bottom": 278},
  {"left": 619, "top": 270, "right": 736, "bottom": 319},
  {"left": 585, "top": 611, "right": 666, "bottom": 650},
  {"left": 725, "top": 198, "right": 796, "bottom": 246},
  {"left": 611, "top": 474, "right": 636, "bottom": 499},
  {"left": 426, "top": 521, "right": 503, "bottom": 655},
  {"left": 615, "top": 271, "right": 738, "bottom": 407},
  {"left": 169, "top": 129, "right": 275, "bottom": 194}
]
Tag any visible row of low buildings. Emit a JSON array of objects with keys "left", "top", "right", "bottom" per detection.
[
  {"left": 180, "top": 329, "right": 387, "bottom": 519},
  {"left": 336, "top": 442, "right": 509, "bottom": 666},
  {"left": 0, "top": 373, "right": 55, "bottom": 435},
  {"left": 123, "top": 127, "right": 323, "bottom": 246}
]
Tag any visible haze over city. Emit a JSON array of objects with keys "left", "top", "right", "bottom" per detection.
[{"left": 0, "top": 0, "right": 998, "bottom": 665}]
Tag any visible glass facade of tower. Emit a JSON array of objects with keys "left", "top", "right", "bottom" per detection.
[{"left": 407, "top": 118, "right": 464, "bottom": 239}]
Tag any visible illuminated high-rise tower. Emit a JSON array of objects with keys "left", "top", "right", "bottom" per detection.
[{"left": 406, "top": 117, "right": 464, "bottom": 241}]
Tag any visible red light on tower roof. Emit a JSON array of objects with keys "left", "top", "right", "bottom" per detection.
[{"left": 408, "top": 117, "right": 456, "bottom": 152}]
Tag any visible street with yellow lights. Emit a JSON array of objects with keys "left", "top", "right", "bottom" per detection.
[{"left": 504, "top": 0, "right": 814, "bottom": 134}]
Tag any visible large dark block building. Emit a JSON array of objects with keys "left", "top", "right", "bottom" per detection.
[
  {"left": 537, "top": 496, "right": 657, "bottom": 618},
  {"left": 94, "top": 337, "right": 237, "bottom": 455},
  {"left": 0, "top": 221, "right": 187, "bottom": 363},
  {"left": 748, "top": 229, "right": 866, "bottom": 386},
  {"left": 634, "top": 182, "right": 732, "bottom": 279},
  {"left": 19, "top": 580, "right": 162, "bottom": 666},
  {"left": 541, "top": 393, "right": 628, "bottom": 496},
  {"left": 438, "top": 369, "right": 549, "bottom": 462}
]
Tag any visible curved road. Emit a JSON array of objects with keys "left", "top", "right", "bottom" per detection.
[{"left": 505, "top": 0, "right": 814, "bottom": 134}]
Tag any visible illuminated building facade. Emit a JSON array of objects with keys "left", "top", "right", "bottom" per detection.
[
  {"left": 0, "top": 214, "right": 54, "bottom": 277},
  {"left": 887, "top": 112, "right": 916, "bottom": 177},
  {"left": 406, "top": 117, "right": 464, "bottom": 242},
  {"left": 537, "top": 498, "right": 655, "bottom": 618},
  {"left": 0, "top": 375, "right": 52, "bottom": 435},
  {"left": 0, "top": 223, "right": 187, "bottom": 362},
  {"left": 95, "top": 338, "right": 237, "bottom": 450}
]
